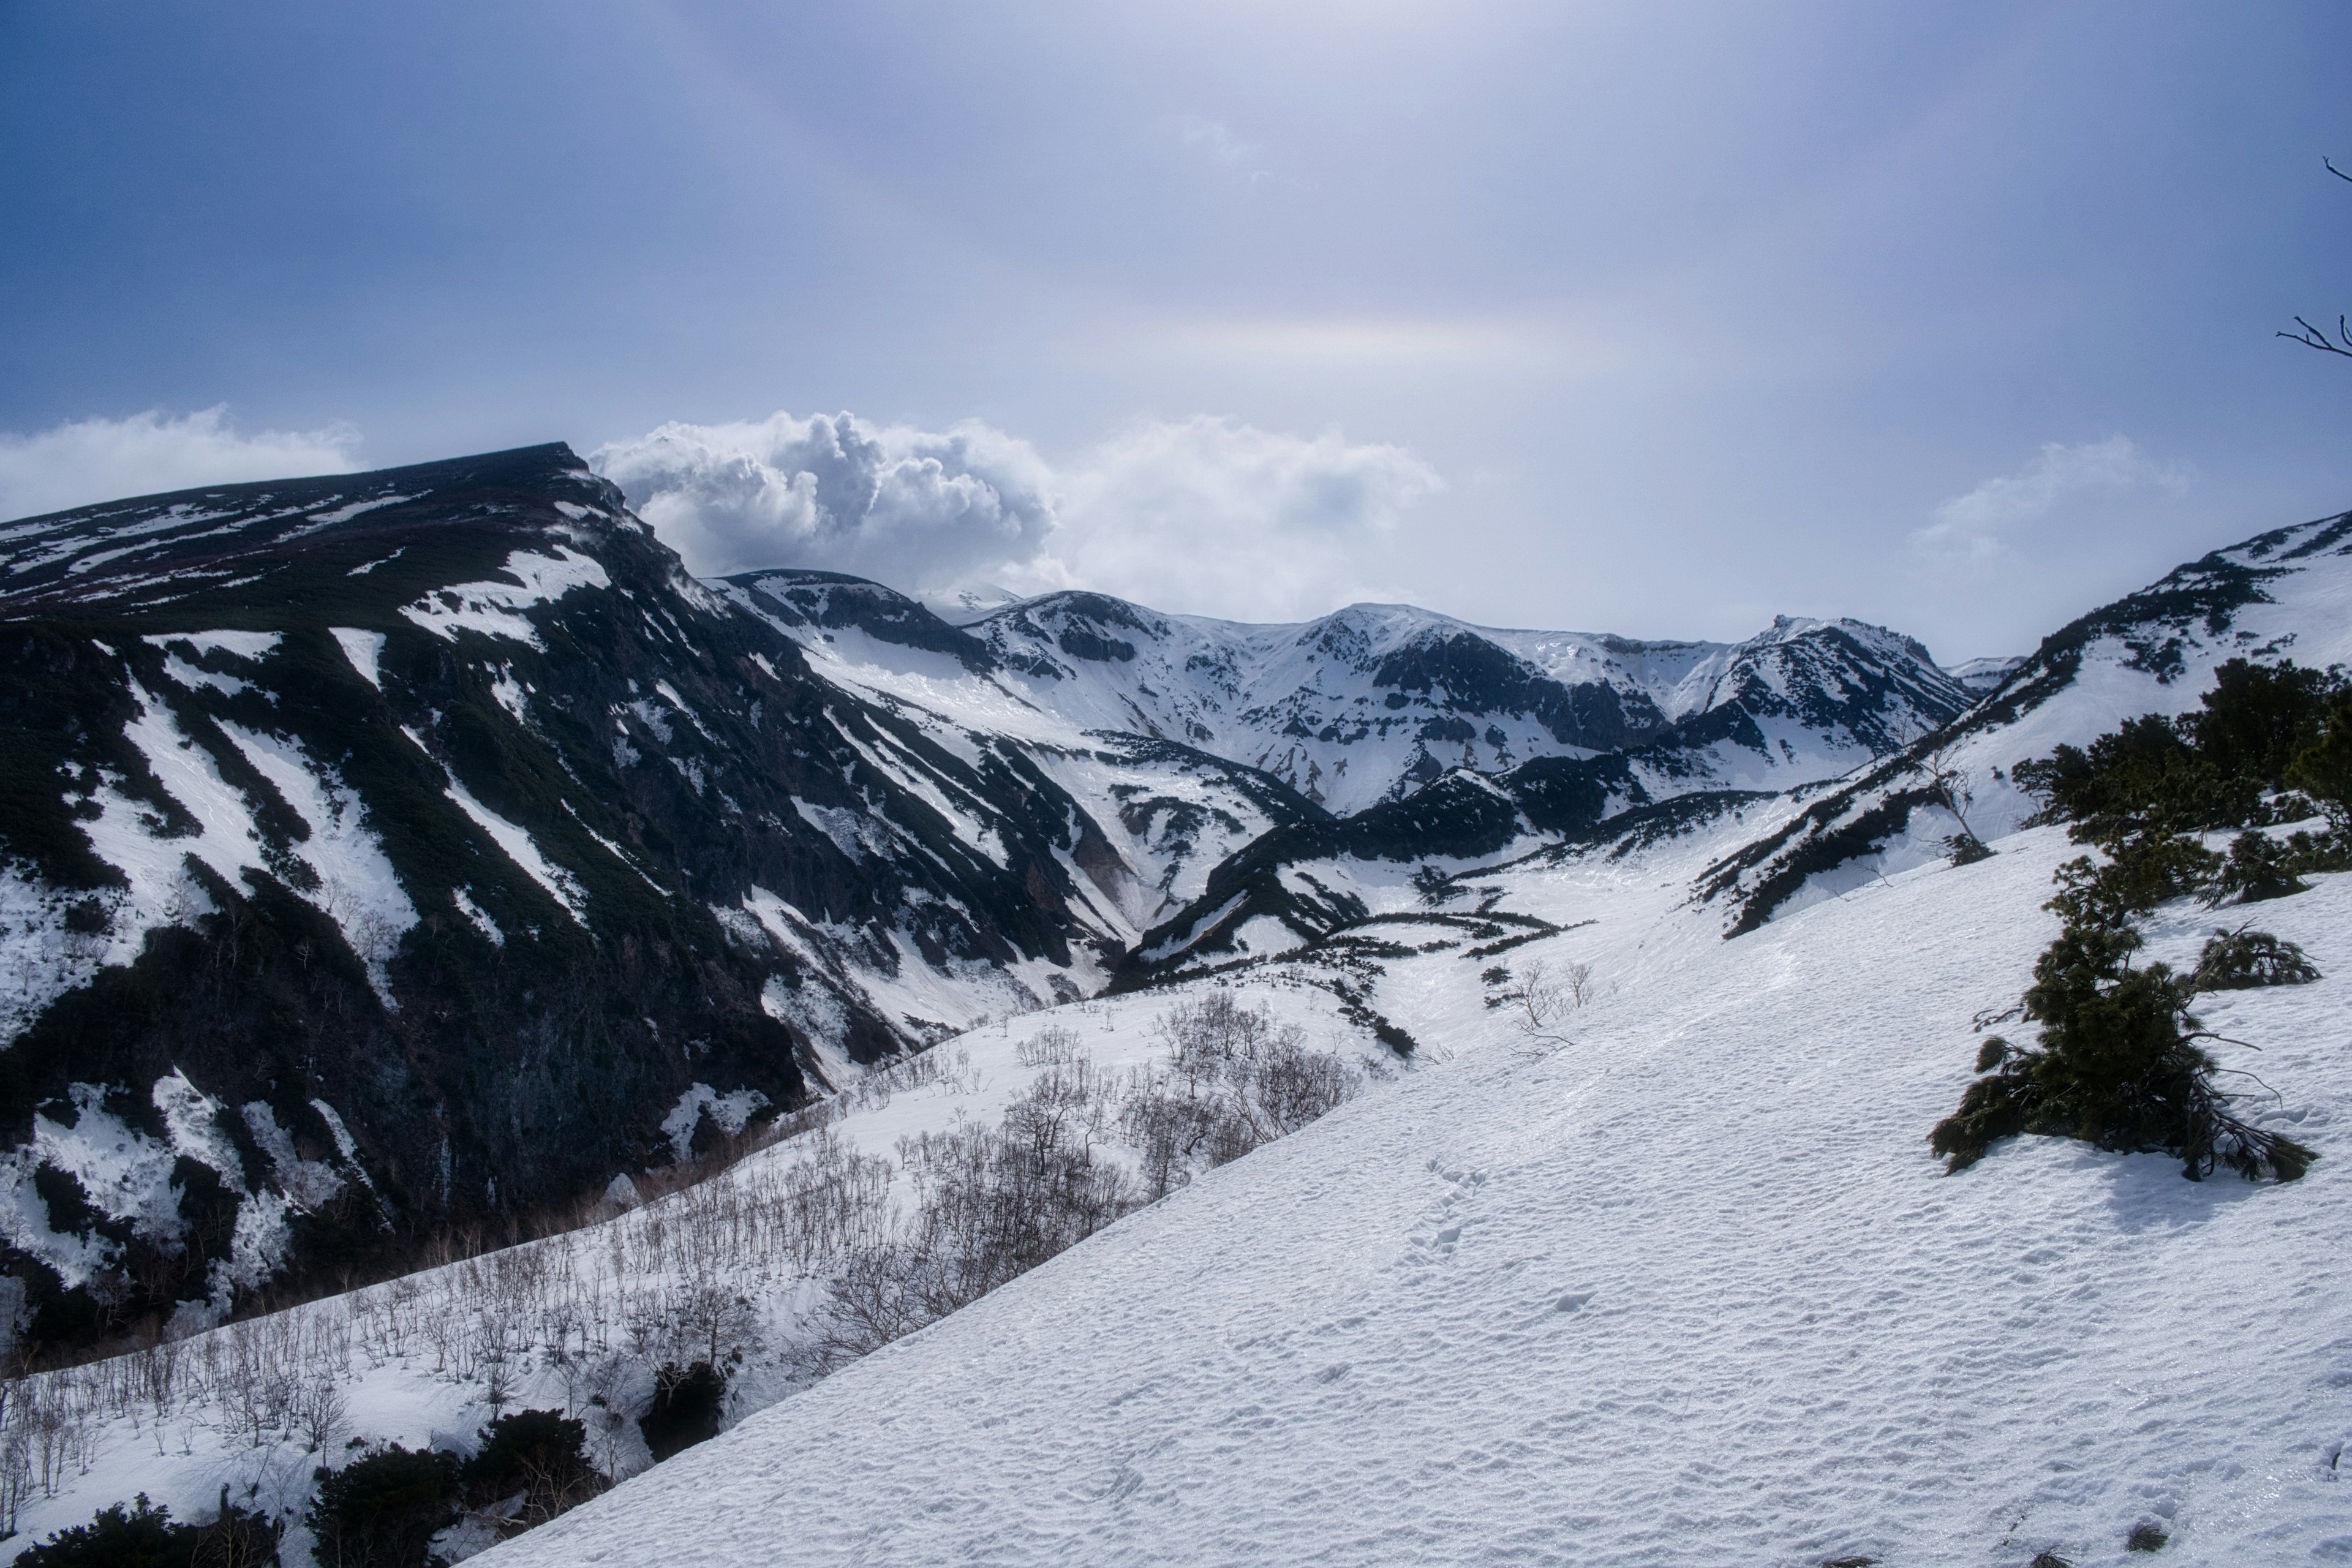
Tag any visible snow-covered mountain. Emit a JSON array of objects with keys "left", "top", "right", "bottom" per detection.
[
  {"left": 957, "top": 592, "right": 1972, "bottom": 813},
  {"left": 1700, "top": 508, "right": 2352, "bottom": 936},
  {"left": 1945, "top": 652, "right": 2024, "bottom": 694},
  {"left": 4, "top": 464, "right": 2351, "bottom": 1564},
  {"left": 0, "top": 447, "right": 1235, "bottom": 1352}
]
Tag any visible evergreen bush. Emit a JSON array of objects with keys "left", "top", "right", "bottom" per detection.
[
  {"left": 2206, "top": 831, "right": 2307, "bottom": 904},
  {"left": 18, "top": 1493, "right": 278, "bottom": 1568},
  {"left": 639, "top": 1362, "right": 727, "bottom": 1462},
  {"left": 1964, "top": 663, "right": 2341, "bottom": 1183},
  {"left": 2016, "top": 658, "right": 2347, "bottom": 839},
  {"left": 2192, "top": 927, "right": 2321, "bottom": 991},
  {"left": 462, "top": 1409, "right": 606, "bottom": 1525},
  {"left": 307, "top": 1444, "right": 459, "bottom": 1568},
  {"left": 1930, "top": 922, "right": 2315, "bottom": 1182},
  {"left": 2286, "top": 687, "right": 2352, "bottom": 821}
]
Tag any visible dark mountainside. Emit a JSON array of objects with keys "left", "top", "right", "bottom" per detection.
[{"left": 0, "top": 446, "right": 1166, "bottom": 1354}]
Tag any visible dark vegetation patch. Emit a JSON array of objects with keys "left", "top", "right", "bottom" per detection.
[
  {"left": 638, "top": 1361, "right": 728, "bottom": 1462},
  {"left": 308, "top": 1443, "right": 459, "bottom": 1567},
  {"left": 17, "top": 1491, "right": 278, "bottom": 1568},
  {"left": 464, "top": 1408, "right": 608, "bottom": 1526},
  {"left": 1931, "top": 660, "right": 2345, "bottom": 1184}
]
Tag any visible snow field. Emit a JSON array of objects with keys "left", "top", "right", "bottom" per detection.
[
  {"left": 398, "top": 547, "right": 610, "bottom": 649},
  {"left": 0, "top": 976, "right": 1387, "bottom": 1561},
  {"left": 486, "top": 829, "right": 2352, "bottom": 1568}
]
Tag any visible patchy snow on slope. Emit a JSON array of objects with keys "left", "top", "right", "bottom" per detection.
[
  {"left": 660, "top": 1085, "right": 771, "bottom": 1161},
  {"left": 329, "top": 627, "right": 386, "bottom": 689},
  {"left": 9, "top": 676, "right": 280, "bottom": 1023},
  {"left": 0, "top": 866, "right": 117, "bottom": 1047},
  {"left": 452, "top": 885, "right": 505, "bottom": 946},
  {"left": 399, "top": 547, "right": 610, "bottom": 648},
  {"left": 0, "top": 1085, "right": 183, "bottom": 1283},
  {"left": 488, "top": 827, "right": 2352, "bottom": 1568},
  {"left": 217, "top": 722, "right": 417, "bottom": 1001},
  {"left": 442, "top": 778, "right": 588, "bottom": 925}
]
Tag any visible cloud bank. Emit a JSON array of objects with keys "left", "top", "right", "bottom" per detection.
[
  {"left": 1910, "top": 435, "right": 2190, "bottom": 569},
  {"left": 0, "top": 407, "right": 362, "bottom": 521},
  {"left": 592, "top": 412, "right": 1058, "bottom": 591},
  {"left": 592, "top": 410, "right": 1440, "bottom": 622}
]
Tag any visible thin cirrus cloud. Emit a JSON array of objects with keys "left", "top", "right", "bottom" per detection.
[
  {"left": 1172, "top": 115, "right": 1276, "bottom": 184},
  {"left": 0, "top": 407, "right": 363, "bottom": 522},
  {"left": 590, "top": 410, "right": 1442, "bottom": 623},
  {"left": 1908, "top": 435, "right": 2192, "bottom": 571}
]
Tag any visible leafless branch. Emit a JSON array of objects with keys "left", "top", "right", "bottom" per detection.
[{"left": 2277, "top": 314, "right": 2352, "bottom": 357}]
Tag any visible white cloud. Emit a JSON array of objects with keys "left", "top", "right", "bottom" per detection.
[
  {"left": 0, "top": 407, "right": 363, "bottom": 522},
  {"left": 1910, "top": 435, "right": 2190, "bottom": 568},
  {"left": 1055, "top": 416, "right": 1439, "bottom": 620},
  {"left": 1174, "top": 115, "right": 1275, "bottom": 183},
  {"left": 592, "top": 410, "right": 1442, "bottom": 622},
  {"left": 591, "top": 411, "right": 1058, "bottom": 587}
]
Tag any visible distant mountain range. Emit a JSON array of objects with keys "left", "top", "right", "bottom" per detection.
[{"left": 24, "top": 439, "right": 2321, "bottom": 1356}]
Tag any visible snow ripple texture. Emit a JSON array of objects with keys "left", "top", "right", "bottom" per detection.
[{"left": 486, "top": 831, "right": 2352, "bottom": 1568}]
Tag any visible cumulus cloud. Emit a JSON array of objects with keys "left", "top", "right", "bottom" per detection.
[
  {"left": 0, "top": 406, "right": 363, "bottom": 521},
  {"left": 1910, "top": 435, "right": 2190, "bottom": 568},
  {"left": 593, "top": 410, "right": 1441, "bottom": 622},
  {"left": 592, "top": 412, "right": 1058, "bottom": 589}
]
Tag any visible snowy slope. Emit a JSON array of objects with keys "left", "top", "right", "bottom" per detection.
[
  {"left": 1705, "top": 508, "right": 2352, "bottom": 933},
  {"left": 0, "top": 966, "right": 1398, "bottom": 1562},
  {"left": 485, "top": 821, "right": 2352, "bottom": 1568}
]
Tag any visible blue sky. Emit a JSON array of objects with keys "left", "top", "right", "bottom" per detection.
[{"left": 4, "top": 2, "right": 2351, "bottom": 660}]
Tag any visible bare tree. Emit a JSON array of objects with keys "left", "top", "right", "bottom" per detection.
[
  {"left": 2280, "top": 159, "right": 2352, "bottom": 358},
  {"left": 1923, "top": 737, "right": 1994, "bottom": 864},
  {"left": 1507, "top": 958, "right": 1593, "bottom": 1044}
]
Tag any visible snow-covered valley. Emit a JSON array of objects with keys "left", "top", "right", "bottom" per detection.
[
  {"left": 11, "top": 804, "right": 2338, "bottom": 1565},
  {"left": 487, "top": 823, "right": 2352, "bottom": 1568},
  {"left": 1, "top": 451, "right": 2350, "bottom": 1565}
]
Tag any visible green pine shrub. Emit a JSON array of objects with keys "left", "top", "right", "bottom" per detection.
[
  {"left": 18, "top": 1492, "right": 278, "bottom": 1568},
  {"left": 307, "top": 1445, "right": 459, "bottom": 1568},
  {"left": 2016, "top": 658, "right": 2348, "bottom": 841},
  {"left": 2286, "top": 687, "right": 2352, "bottom": 822},
  {"left": 2192, "top": 927, "right": 2321, "bottom": 991},
  {"left": 1957, "top": 663, "right": 2342, "bottom": 1182},
  {"left": 2205, "top": 831, "right": 2308, "bottom": 904},
  {"left": 462, "top": 1409, "right": 606, "bottom": 1526},
  {"left": 1931, "top": 905, "right": 2315, "bottom": 1183},
  {"left": 2043, "top": 834, "right": 2222, "bottom": 931}
]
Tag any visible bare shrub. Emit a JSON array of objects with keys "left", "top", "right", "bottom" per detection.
[
  {"left": 1504, "top": 958, "right": 1594, "bottom": 1044},
  {"left": 1015, "top": 1025, "right": 1085, "bottom": 1068},
  {"left": 1119, "top": 993, "right": 1361, "bottom": 1200}
]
